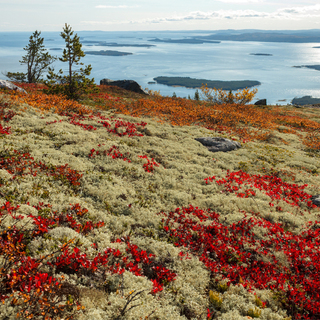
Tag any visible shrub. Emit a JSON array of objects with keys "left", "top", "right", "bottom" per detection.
[{"left": 200, "top": 84, "right": 258, "bottom": 105}]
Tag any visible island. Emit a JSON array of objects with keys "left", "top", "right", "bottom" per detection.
[
  {"left": 153, "top": 76, "right": 261, "bottom": 90},
  {"left": 292, "top": 96, "right": 320, "bottom": 105},
  {"left": 84, "top": 50, "right": 133, "bottom": 56},
  {"left": 293, "top": 65, "right": 320, "bottom": 71},
  {"left": 50, "top": 48, "right": 62, "bottom": 50},
  {"left": 250, "top": 53, "right": 273, "bottom": 56},
  {"left": 81, "top": 40, "right": 155, "bottom": 48},
  {"left": 148, "top": 38, "right": 220, "bottom": 44}
]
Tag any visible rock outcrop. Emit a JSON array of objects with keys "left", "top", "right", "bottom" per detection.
[
  {"left": 0, "top": 80, "right": 28, "bottom": 94},
  {"left": 100, "top": 79, "right": 148, "bottom": 95},
  {"left": 311, "top": 195, "right": 320, "bottom": 207},
  {"left": 254, "top": 99, "right": 267, "bottom": 106},
  {"left": 195, "top": 137, "right": 241, "bottom": 153}
]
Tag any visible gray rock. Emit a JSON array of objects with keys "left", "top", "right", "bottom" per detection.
[
  {"left": 195, "top": 137, "right": 241, "bottom": 152},
  {"left": 0, "top": 79, "right": 28, "bottom": 94},
  {"left": 311, "top": 195, "right": 320, "bottom": 207},
  {"left": 254, "top": 99, "right": 267, "bottom": 106},
  {"left": 100, "top": 79, "right": 148, "bottom": 95}
]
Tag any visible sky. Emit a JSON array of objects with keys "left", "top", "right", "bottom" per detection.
[{"left": 2, "top": 0, "right": 320, "bottom": 32}]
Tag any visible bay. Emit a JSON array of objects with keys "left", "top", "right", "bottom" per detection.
[{"left": 1, "top": 30, "right": 320, "bottom": 105}]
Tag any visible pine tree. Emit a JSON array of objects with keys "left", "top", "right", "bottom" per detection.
[
  {"left": 194, "top": 89, "right": 200, "bottom": 101},
  {"left": 3, "top": 30, "right": 56, "bottom": 83},
  {"left": 45, "top": 23, "right": 97, "bottom": 100}
]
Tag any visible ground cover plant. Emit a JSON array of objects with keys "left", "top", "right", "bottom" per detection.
[{"left": 0, "top": 83, "right": 320, "bottom": 319}]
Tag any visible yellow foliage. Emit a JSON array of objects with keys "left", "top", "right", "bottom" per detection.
[
  {"left": 247, "top": 307, "right": 262, "bottom": 318},
  {"left": 209, "top": 290, "right": 223, "bottom": 310},
  {"left": 200, "top": 83, "right": 258, "bottom": 105}
]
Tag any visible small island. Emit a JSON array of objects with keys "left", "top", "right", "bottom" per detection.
[
  {"left": 84, "top": 50, "right": 133, "bottom": 56},
  {"left": 148, "top": 38, "right": 220, "bottom": 44},
  {"left": 153, "top": 76, "right": 261, "bottom": 90},
  {"left": 250, "top": 53, "right": 273, "bottom": 56},
  {"left": 50, "top": 48, "right": 62, "bottom": 50}
]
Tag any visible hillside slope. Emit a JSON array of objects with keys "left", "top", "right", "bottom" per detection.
[{"left": 0, "top": 85, "right": 320, "bottom": 320}]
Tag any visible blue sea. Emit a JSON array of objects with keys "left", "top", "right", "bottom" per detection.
[{"left": 1, "top": 30, "right": 320, "bottom": 105}]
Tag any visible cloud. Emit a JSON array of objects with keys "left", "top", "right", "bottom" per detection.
[
  {"left": 95, "top": 5, "right": 139, "bottom": 9},
  {"left": 81, "top": 4, "right": 320, "bottom": 27},
  {"left": 127, "top": 4, "right": 320, "bottom": 24},
  {"left": 215, "top": 0, "right": 263, "bottom": 3}
]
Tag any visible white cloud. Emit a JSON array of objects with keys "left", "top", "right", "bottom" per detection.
[
  {"left": 124, "top": 4, "right": 320, "bottom": 25},
  {"left": 95, "top": 5, "right": 139, "bottom": 9},
  {"left": 215, "top": 0, "right": 263, "bottom": 3}
]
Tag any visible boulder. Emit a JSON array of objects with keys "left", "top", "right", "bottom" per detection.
[
  {"left": 254, "top": 99, "right": 267, "bottom": 106},
  {"left": 195, "top": 137, "right": 241, "bottom": 152},
  {"left": 100, "top": 79, "right": 148, "bottom": 95},
  {"left": 0, "top": 79, "right": 28, "bottom": 94},
  {"left": 311, "top": 195, "right": 320, "bottom": 207}
]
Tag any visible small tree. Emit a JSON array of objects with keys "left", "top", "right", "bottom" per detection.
[
  {"left": 3, "top": 30, "right": 56, "bottom": 83},
  {"left": 45, "top": 23, "right": 97, "bottom": 100},
  {"left": 194, "top": 89, "right": 200, "bottom": 101}
]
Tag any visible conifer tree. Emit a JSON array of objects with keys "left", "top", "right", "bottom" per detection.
[
  {"left": 194, "top": 89, "right": 200, "bottom": 101},
  {"left": 45, "top": 23, "right": 97, "bottom": 100},
  {"left": 3, "top": 30, "right": 56, "bottom": 83}
]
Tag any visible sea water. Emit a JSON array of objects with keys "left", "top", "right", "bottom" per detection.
[{"left": 1, "top": 30, "right": 320, "bottom": 105}]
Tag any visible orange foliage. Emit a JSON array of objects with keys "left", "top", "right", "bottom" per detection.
[
  {"left": 200, "top": 84, "right": 258, "bottom": 105},
  {"left": 2, "top": 84, "right": 320, "bottom": 151},
  {"left": 6, "top": 90, "right": 94, "bottom": 116}
]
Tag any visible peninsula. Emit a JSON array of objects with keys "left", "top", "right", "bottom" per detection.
[
  {"left": 153, "top": 76, "right": 261, "bottom": 90},
  {"left": 293, "top": 65, "right": 320, "bottom": 71},
  {"left": 292, "top": 96, "right": 320, "bottom": 105},
  {"left": 84, "top": 50, "right": 132, "bottom": 56}
]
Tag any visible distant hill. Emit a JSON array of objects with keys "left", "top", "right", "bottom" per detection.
[{"left": 195, "top": 31, "right": 320, "bottom": 43}]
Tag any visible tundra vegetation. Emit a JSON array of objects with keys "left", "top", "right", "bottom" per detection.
[{"left": 0, "top": 81, "right": 320, "bottom": 320}]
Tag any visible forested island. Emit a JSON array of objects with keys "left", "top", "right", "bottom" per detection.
[
  {"left": 84, "top": 50, "right": 132, "bottom": 56},
  {"left": 153, "top": 76, "right": 261, "bottom": 90},
  {"left": 148, "top": 38, "right": 220, "bottom": 44},
  {"left": 250, "top": 53, "right": 273, "bottom": 56}
]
